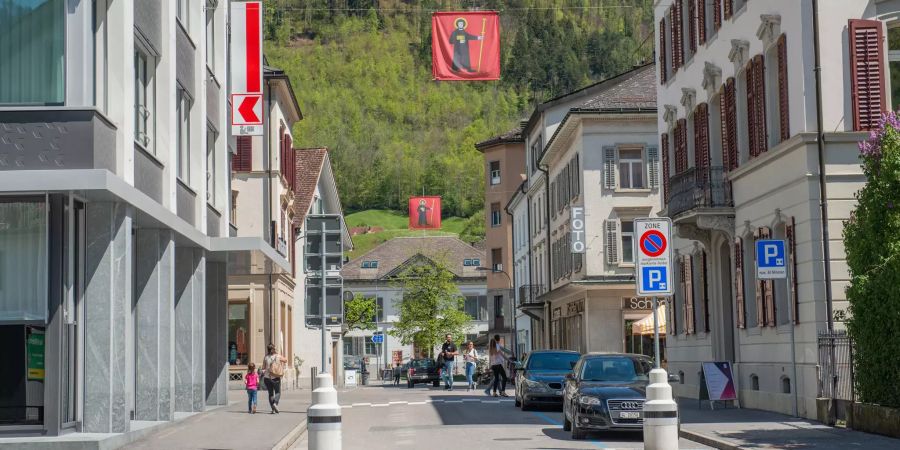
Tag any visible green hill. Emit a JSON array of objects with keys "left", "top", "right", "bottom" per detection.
[{"left": 345, "top": 209, "right": 471, "bottom": 259}]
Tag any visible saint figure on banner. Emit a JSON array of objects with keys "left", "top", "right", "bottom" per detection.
[
  {"left": 449, "top": 18, "right": 483, "bottom": 73},
  {"left": 417, "top": 199, "right": 432, "bottom": 227}
]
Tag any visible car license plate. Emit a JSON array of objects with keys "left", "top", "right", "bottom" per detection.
[
  {"left": 555, "top": 390, "right": 562, "bottom": 395},
  {"left": 620, "top": 411, "right": 640, "bottom": 419}
]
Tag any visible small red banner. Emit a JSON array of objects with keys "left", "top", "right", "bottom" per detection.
[
  {"left": 409, "top": 196, "right": 442, "bottom": 230},
  {"left": 431, "top": 11, "right": 500, "bottom": 81}
]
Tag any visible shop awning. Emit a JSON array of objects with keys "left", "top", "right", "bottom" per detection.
[{"left": 631, "top": 307, "right": 666, "bottom": 336}]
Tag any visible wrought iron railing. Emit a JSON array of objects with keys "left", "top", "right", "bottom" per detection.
[
  {"left": 818, "top": 330, "right": 855, "bottom": 402},
  {"left": 518, "top": 284, "right": 545, "bottom": 307},
  {"left": 667, "top": 166, "right": 733, "bottom": 218}
]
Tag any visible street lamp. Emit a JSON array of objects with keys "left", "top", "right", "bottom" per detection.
[{"left": 475, "top": 266, "right": 516, "bottom": 356}]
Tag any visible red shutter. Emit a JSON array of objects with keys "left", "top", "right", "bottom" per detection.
[
  {"left": 755, "top": 54, "right": 769, "bottom": 155},
  {"left": 720, "top": 87, "right": 730, "bottom": 171},
  {"left": 723, "top": 78, "right": 738, "bottom": 170},
  {"left": 754, "top": 229, "right": 764, "bottom": 327},
  {"left": 232, "top": 136, "right": 252, "bottom": 172},
  {"left": 684, "top": 255, "right": 695, "bottom": 335},
  {"left": 849, "top": 19, "right": 886, "bottom": 131},
  {"left": 675, "top": 119, "right": 688, "bottom": 173},
  {"left": 747, "top": 58, "right": 758, "bottom": 159},
  {"left": 694, "top": 103, "right": 710, "bottom": 170},
  {"left": 698, "top": 0, "right": 706, "bottom": 45},
  {"left": 661, "top": 133, "right": 671, "bottom": 204},
  {"left": 688, "top": 0, "right": 697, "bottom": 54},
  {"left": 734, "top": 238, "right": 745, "bottom": 329},
  {"left": 714, "top": 0, "right": 722, "bottom": 31},
  {"left": 279, "top": 125, "right": 286, "bottom": 178},
  {"left": 660, "top": 18, "right": 668, "bottom": 84},
  {"left": 777, "top": 34, "right": 790, "bottom": 142},
  {"left": 724, "top": 0, "right": 733, "bottom": 20},
  {"left": 285, "top": 134, "right": 294, "bottom": 191},
  {"left": 786, "top": 217, "right": 799, "bottom": 324},
  {"left": 672, "top": 4, "right": 683, "bottom": 70}
]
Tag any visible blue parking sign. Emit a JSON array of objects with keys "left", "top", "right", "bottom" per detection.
[
  {"left": 641, "top": 267, "right": 669, "bottom": 293},
  {"left": 756, "top": 239, "right": 786, "bottom": 279}
]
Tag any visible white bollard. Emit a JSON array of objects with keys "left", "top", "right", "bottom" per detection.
[
  {"left": 308, "top": 373, "right": 342, "bottom": 450},
  {"left": 643, "top": 368, "right": 679, "bottom": 450}
]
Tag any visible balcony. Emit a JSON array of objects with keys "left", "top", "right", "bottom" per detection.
[
  {"left": 518, "top": 284, "right": 545, "bottom": 308},
  {"left": 666, "top": 166, "right": 734, "bottom": 220}
]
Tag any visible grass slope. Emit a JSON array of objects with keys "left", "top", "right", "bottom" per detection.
[{"left": 345, "top": 209, "right": 467, "bottom": 259}]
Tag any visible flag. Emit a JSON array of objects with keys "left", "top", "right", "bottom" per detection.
[
  {"left": 431, "top": 12, "right": 500, "bottom": 81},
  {"left": 409, "top": 196, "right": 442, "bottom": 230}
]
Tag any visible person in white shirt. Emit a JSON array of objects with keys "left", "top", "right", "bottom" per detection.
[
  {"left": 462, "top": 341, "right": 478, "bottom": 391},
  {"left": 486, "top": 335, "right": 509, "bottom": 397}
]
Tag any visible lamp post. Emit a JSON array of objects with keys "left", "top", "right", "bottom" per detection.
[{"left": 476, "top": 266, "right": 516, "bottom": 355}]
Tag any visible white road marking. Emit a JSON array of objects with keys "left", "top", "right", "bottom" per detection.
[
  {"left": 372, "top": 403, "right": 389, "bottom": 407},
  {"left": 388, "top": 401, "right": 407, "bottom": 405},
  {"left": 408, "top": 401, "right": 426, "bottom": 405},
  {"left": 352, "top": 402, "right": 372, "bottom": 406}
]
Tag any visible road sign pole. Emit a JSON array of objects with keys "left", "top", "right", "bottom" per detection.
[{"left": 652, "top": 297, "right": 661, "bottom": 369}]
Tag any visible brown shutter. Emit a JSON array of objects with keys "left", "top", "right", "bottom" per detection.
[
  {"left": 723, "top": 0, "right": 733, "bottom": 20},
  {"left": 698, "top": 0, "right": 706, "bottom": 45},
  {"left": 754, "top": 229, "right": 765, "bottom": 327},
  {"left": 684, "top": 255, "right": 695, "bottom": 334},
  {"left": 720, "top": 87, "right": 730, "bottom": 171},
  {"left": 688, "top": 0, "right": 697, "bottom": 54},
  {"left": 661, "top": 133, "right": 671, "bottom": 204},
  {"left": 724, "top": 78, "right": 738, "bottom": 170},
  {"left": 714, "top": 0, "right": 722, "bottom": 31},
  {"left": 675, "top": 119, "right": 688, "bottom": 173},
  {"left": 747, "top": 58, "right": 758, "bottom": 159},
  {"left": 777, "top": 34, "right": 790, "bottom": 142},
  {"left": 761, "top": 227, "right": 776, "bottom": 327},
  {"left": 755, "top": 54, "right": 769, "bottom": 155},
  {"left": 734, "top": 238, "right": 746, "bottom": 329},
  {"left": 786, "top": 217, "right": 799, "bottom": 324},
  {"left": 694, "top": 103, "right": 710, "bottom": 169},
  {"left": 233, "top": 136, "right": 252, "bottom": 172},
  {"left": 660, "top": 18, "right": 668, "bottom": 84},
  {"left": 672, "top": 4, "right": 683, "bottom": 70},
  {"left": 849, "top": 19, "right": 887, "bottom": 131}
]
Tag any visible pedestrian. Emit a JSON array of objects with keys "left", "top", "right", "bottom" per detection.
[
  {"left": 485, "top": 335, "right": 508, "bottom": 397},
  {"left": 245, "top": 362, "right": 259, "bottom": 414},
  {"left": 440, "top": 334, "right": 458, "bottom": 390},
  {"left": 462, "top": 341, "right": 478, "bottom": 391},
  {"left": 393, "top": 363, "right": 402, "bottom": 386},
  {"left": 262, "top": 343, "right": 287, "bottom": 414}
]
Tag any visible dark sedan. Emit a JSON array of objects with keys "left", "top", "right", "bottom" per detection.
[
  {"left": 514, "top": 350, "right": 581, "bottom": 410},
  {"left": 562, "top": 353, "right": 654, "bottom": 439},
  {"left": 406, "top": 358, "right": 440, "bottom": 388}
]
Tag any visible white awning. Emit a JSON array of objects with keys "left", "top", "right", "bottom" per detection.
[{"left": 631, "top": 306, "right": 667, "bottom": 336}]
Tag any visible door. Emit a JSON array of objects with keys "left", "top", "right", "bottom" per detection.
[{"left": 719, "top": 241, "right": 735, "bottom": 362}]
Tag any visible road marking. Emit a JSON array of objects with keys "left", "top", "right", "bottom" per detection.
[
  {"left": 372, "top": 403, "right": 389, "bottom": 407},
  {"left": 340, "top": 398, "right": 519, "bottom": 408},
  {"left": 352, "top": 403, "right": 371, "bottom": 406},
  {"left": 445, "top": 400, "right": 463, "bottom": 403},
  {"left": 388, "top": 401, "right": 408, "bottom": 405},
  {"left": 408, "top": 401, "right": 426, "bottom": 405}
]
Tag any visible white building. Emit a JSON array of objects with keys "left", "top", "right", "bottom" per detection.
[
  {"left": 508, "top": 179, "right": 535, "bottom": 357},
  {"left": 654, "top": 0, "right": 894, "bottom": 419}
]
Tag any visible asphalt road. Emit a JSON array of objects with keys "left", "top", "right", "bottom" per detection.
[{"left": 293, "top": 382, "right": 711, "bottom": 449}]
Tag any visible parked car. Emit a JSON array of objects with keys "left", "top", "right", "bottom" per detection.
[
  {"left": 563, "top": 353, "right": 669, "bottom": 439},
  {"left": 514, "top": 350, "right": 581, "bottom": 410},
  {"left": 406, "top": 358, "right": 440, "bottom": 388}
]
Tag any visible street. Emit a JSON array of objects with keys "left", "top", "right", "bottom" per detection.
[{"left": 293, "top": 383, "right": 711, "bottom": 450}]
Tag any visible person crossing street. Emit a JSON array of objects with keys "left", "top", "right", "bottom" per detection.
[{"left": 440, "top": 334, "right": 458, "bottom": 390}]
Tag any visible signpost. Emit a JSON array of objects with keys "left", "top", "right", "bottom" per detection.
[
  {"left": 304, "top": 214, "right": 345, "bottom": 373},
  {"left": 570, "top": 205, "right": 586, "bottom": 253},
  {"left": 230, "top": 1, "right": 264, "bottom": 136},
  {"left": 371, "top": 333, "right": 384, "bottom": 344}
]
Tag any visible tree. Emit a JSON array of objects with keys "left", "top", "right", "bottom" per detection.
[
  {"left": 389, "top": 259, "right": 472, "bottom": 356},
  {"left": 459, "top": 210, "right": 485, "bottom": 245},
  {"left": 342, "top": 293, "right": 377, "bottom": 337},
  {"left": 843, "top": 112, "right": 900, "bottom": 408}
]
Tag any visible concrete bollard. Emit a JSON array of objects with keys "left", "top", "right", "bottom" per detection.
[
  {"left": 308, "top": 373, "right": 342, "bottom": 450},
  {"left": 643, "top": 368, "right": 679, "bottom": 450}
]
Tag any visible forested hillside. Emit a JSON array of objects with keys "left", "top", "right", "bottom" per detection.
[{"left": 263, "top": 0, "right": 653, "bottom": 218}]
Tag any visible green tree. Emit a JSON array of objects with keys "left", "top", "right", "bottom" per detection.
[
  {"left": 390, "top": 260, "right": 472, "bottom": 356},
  {"left": 459, "top": 210, "right": 485, "bottom": 245},
  {"left": 843, "top": 112, "right": 900, "bottom": 408},
  {"left": 342, "top": 293, "right": 377, "bottom": 336}
]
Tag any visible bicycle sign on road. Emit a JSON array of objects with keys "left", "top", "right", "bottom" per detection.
[{"left": 635, "top": 218, "right": 674, "bottom": 296}]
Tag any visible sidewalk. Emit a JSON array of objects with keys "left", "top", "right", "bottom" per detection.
[
  {"left": 123, "top": 387, "right": 312, "bottom": 450},
  {"left": 678, "top": 397, "right": 900, "bottom": 449}
]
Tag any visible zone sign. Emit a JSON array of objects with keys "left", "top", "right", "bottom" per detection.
[{"left": 634, "top": 218, "right": 674, "bottom": 296}]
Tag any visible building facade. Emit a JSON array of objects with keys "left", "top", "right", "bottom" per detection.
[
  {"left": 654, "top": 0, "right": 895, "bottom": 419},
  {"left": 508, "top": 179, "right": 536, "bottom": 356}
]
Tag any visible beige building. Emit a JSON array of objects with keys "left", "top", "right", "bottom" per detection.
[{"left": 476, "top": 127, "right": 526, "bottom": 352}]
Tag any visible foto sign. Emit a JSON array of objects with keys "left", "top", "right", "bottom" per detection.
[
  {"left": 756, "top": 239, "right": 786, "bottom": 279},
  {"left": 635, "top": 218, "right": 673, "bottom": 296},
  {"left": 230, "top": 1, "right": 263, "bottom": 135},
  {"left": 570, "top": 205, "right": 585, "bottom": 253}
]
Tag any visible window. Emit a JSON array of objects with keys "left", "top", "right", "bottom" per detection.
[
  {"left": 618, "top": 148, "right": 645, "bottom": 189},
  {"left": 781, "top": 376, "right": 791, "bottom": 394},
  {"left": 361, "top": 261, "right": 378, "bottom": 269},
  {"left": 205, "top": 1, "right": 216, "bottom": 69},
  {"left": 364, "top": 339, "right": 379, "bottom": 356},
  {"left": 489, "top": 161, "right": 501, "bottom": 185},
  {"left": 472, "top": 259, "right": 480, "bottom": 267},
  {"left": 375, "top": 297, "right": 384, "bottom": 322},
  {"left": 343, "top": 337, "right": 353, "bottom": 356},
  {"left": 491, "top": 248, "right": 502, "bottom": 272},
  {"left": 177, "top": 0, "right": 189, "bottom": 29},
  {"left": 463, "top": 259, "right": 472, "bottom": 267},
  {"left": 176, "top": 87, "right": 192, "bottom": 183},
  {"left": 228, "top": 303, "right": 249, "bottom": 365},
  {"left": 134, "top": 46, "right": 153, "bottom": 149},
  {"left": 751, "top": 374, "right": 760, "bottom": 391},
  {"left": 0, "top": 0, "right": 64, "bottom": 105},
  {"left": 464, "top": 296, "right": 486, "bottom": 320},
  {"left": 230, "top": 191, "right": 238, "bottom": 224},
  {"left": 0, "top": 200, "right": 48, "bottom": 321},
  {"left": 494, "top": 295, "right": 504, "bottom": 318},
  {"left": 206, "top": 128, "right": 217, "bottom": 204},
  {"left": 490, "top": 203, "right": 502, "bottom": 227},
  {"left": 621, "top": 221, "right": 634, "bottom": 264}
]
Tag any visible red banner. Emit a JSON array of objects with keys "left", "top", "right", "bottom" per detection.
[
  {"left": 431, "top": 12, "right": 500, "bottom": 81},
  {"left": 409, "top": 196, "right": 442, "bottom": 230}
]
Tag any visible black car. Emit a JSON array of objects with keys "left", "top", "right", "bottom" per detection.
[
  {"left": 514, "top": 350, "right": 581, "bottom": 410},
  {"left": 562, "top": 353, "right": 655, "bottom": 439},
  {"left": 406, "top": 358, "right": 440, "bottom": 388}
]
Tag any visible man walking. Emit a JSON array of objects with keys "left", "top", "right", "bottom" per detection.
[{"left": 440, "top": 334, "right": 458, "bottom": 390}]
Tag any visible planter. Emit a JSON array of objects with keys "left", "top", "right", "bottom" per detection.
[{"left": 849, "top": 402, "right": 900, "bottom": 439}]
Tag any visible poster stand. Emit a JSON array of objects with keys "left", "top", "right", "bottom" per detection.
[{"left": 699, "top": 361, "right": 738, "bottom": 411}]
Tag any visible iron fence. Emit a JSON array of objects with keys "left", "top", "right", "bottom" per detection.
[
  {"left": 817, "top": 330, "right": 855, "bottom": 401},
  {"left": 667, "top": 166, "right": 733, "bottom": 218},
  {"left": 518, "top": 284, "right": 545, "bottom": 307}
]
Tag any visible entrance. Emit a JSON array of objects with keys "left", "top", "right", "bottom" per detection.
[{"left": 719, "top": 241, "right": 735, "bottom": 362}]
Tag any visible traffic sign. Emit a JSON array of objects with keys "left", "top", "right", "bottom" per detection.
[
  {"left": 756, "top": 239, "right": 787, "bottom": 279},
  {"left": 230, "top": 1, "right": 264, "bottom": 135},
  {"left": 371, "top": 334, "right": 384, "bottom": 344},
  {"left": 231, "top": 94, "right": 262, "bottom": 125},
  {"left": 635, "top": 218, "right": 674, "bottom": 296}
]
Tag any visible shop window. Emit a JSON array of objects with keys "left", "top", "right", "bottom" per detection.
[{"left": 228, "top": 303, "right": 249, "bottom": 365}]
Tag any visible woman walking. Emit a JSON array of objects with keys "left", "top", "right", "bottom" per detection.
[
  {"left": 462, "top": 341, "right": 478, "bottom": 391},
  {"left": 485, "top": 336, "right": 508, "bottom": 397},
  {"left": 262, "top": 344, "right": 287, "bottom": 413}
]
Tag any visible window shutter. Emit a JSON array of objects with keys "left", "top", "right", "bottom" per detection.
[
  {"left": 574, "top": 154, "right": 581, "bottom": 196},
  {"left": 849, "top": 19, "right": 886, "bottom": 131},
  {"left": 688, "top": 0, "right": 697, "bottom": 54},
  {"left": 605, "top": 220, "right": 618, "bottom": 265},
  {"left": 725, "top": 78, "right": 738, "bottom": 170},
  {"left": 761, "top": 226, "right": 776, "bottom": 327},
  {"left": 694, "top": 103, "right": 710, "bottom": 169},
  {"left": 603, "top": 146, "right": 616, "bottom": 189},
  {"left": 684, "top": 255, "right": 695, "bottom": 334},
  {"left": 777, "top": 34, "right": 790, "bottom": 142},
  {"left": 734, "top": 238, "right": 746, "bottom": 329},
  {"left": 647, "top": 146, "right": 660, "bottom": 188},
  {"left": 672, "top": 3, "right": 683, "bottom": 70},
  {"left": 233, "top": 136, "right": 252, "bottom": 172},
  {"left": 659, "top": 18, "right": 668, "bottom": 84},
  {"left": 661, "top": 133, "right": 671, "bottom": 204},
  {"left": 787, "top": 216, "right": 799, "bottom": 324},
  {"left": 723, "top": 0, "right": 732, "bottom": 20},
  {"left": 747, "top": 58, "right": 758, "bottom": 159},
  {"left": 755, "top": 55, "right": 769, "bottom": 156},
  {"left": 675, "top": 119, "right": 688, "bottom": 173},
  {"left": 676, "top": 258, "right": 685, "bottom": 334},
  {"left": 754, "top": 229, "right": 765, "bottom": 327},
  {"left": 698, "top": 0, "right": 706, "bottom": 45},
  {"left": 720, "top": 86, "right": 730, "bottom": 171},
  {"left": 714, "top": 0, "right": 722, "bottom": 31}
]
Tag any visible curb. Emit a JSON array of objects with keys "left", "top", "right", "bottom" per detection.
[
  {"left": 680, "top": 428, "right": 743, "bottom": 450},
  {"left": 272, "top": 418, "right": 308, "bottom": 450}
]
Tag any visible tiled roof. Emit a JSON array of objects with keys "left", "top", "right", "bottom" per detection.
[
  {"left": 341, "top": 236, "right": 486, "bottom": 281},
  {"left": 292, "top": 148, "right": 328, "bottom": 227},
  {"left": 573, "top": 63, "right": 657, "bottom": 111},
  {"left": 475, "top": 125, "right": 525, "bottom": 151}
]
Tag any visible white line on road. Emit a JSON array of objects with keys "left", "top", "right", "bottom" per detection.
[
  {"left": 408, "top": 401, "right": 426, "bottom": 405},
  {"left": 352, "top": 403, "right": 372, "bottom": 406},
  {"left": 388, "top": 401, "right": 407, "bottom": 405}
]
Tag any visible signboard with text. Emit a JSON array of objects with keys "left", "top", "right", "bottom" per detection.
[
  {"left": 230, "top": 1, "right": 264, "bottom": 135},
  {"left": 756, "top": 239, "right": 787, "bottom": 280},
  {"left": 570, "top": 206, "right": 585, "bottom": 253},
  {"left": 701, "top": 361, "right": 737, "bottom": 401},
  {"left": 634, "top": 218, "right": 674, "bottom": 296}
]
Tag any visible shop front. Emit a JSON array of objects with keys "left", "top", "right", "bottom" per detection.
[{"left": 623, "top": 296, "right": 667, "bottom": 363}]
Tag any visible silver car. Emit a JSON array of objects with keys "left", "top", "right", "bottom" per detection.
[{"left": 514, "top": 350, "right": 581, "bottom": 410}]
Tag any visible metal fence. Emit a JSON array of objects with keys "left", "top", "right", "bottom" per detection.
[{"left": 817, "top": 330, "right": 855, "bottom": 401}]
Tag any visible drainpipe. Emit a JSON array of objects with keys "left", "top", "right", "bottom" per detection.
[
  {"left": 504, "top": 203, "right": 517, "bottom": 355},
  {"left": 524, "top": 181, "right": 536, "bottom": 349},
  {"left": 537, "top": 164, "right": 552, "bottom": 349},
  {"left": 265, "top": 79, "right": 276, "bottom": 348},
  {"left": 811, "top": 0, "right": 834, "bottom": 331}
]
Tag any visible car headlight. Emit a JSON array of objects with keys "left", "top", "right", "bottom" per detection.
[
  {"left": 579, "top": 395, "right": 602, "bottom": 405},
  {"left": 522, "top": 378, "right": 550, "bottom": 392}
]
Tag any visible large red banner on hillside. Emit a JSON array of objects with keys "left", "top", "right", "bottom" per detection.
[
  {"left": 432, "top": 11, "right": 500, "bottom": 81},
  {"left": 409, "top": 196, "right": 442, "bottom": 230}
]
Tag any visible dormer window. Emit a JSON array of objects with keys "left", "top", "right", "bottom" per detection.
[
  {"left": 361, "top": 261, "right": 378, "bottom": 269},
  {"left": 463, "top": 259, "right": 473, "bottom": 266}
]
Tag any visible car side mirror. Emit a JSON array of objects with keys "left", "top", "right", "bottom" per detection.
[{"left": 668, "top": 373, "right": 680, "bottom": 383}]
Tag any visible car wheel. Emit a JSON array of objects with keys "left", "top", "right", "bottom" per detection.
[
  {"left": 433, "top": 380, "right": 440, "bottom": 387},
  {"left": 571, "top": 420, "right": 586, "bottom": 440},
  {"left": 563, "top": 414, "right": 572, "bottom": 431}
]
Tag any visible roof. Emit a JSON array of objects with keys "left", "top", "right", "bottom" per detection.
[
  {"left": 475, "top": 125, "right": 525, "bottom": 151},
  {"left": 264, "top": 65, "right": 303, "bottom": 121},
  {"left": 292, "top": 148, "right": 328, "bottom": 226},
  {"left": 341, "top": 236, "right": 486, "bottom": 281}
]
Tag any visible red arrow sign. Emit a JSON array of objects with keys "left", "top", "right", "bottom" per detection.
[
  {"left": 238, "top": 96, "right": 260, "bottom": 122},
  {"left": 232, "top": 94, "right": 263, "bottom": 126}
]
